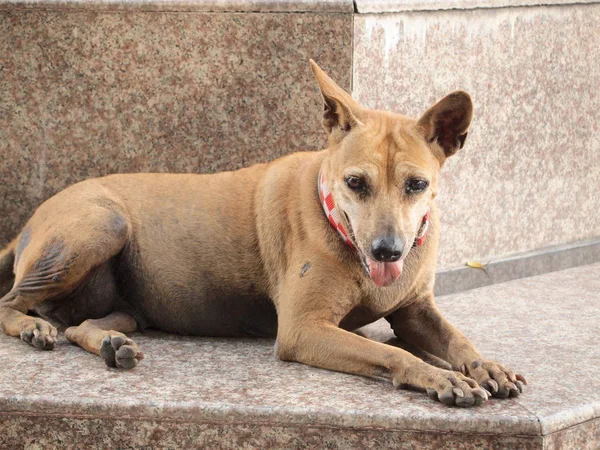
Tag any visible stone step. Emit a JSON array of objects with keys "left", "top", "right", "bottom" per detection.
[{"left": 1, "top": 263, "right": 598, "bottom": 449}]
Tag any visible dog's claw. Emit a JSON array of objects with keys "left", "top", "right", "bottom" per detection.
[
  {"left": 460, "top": 364, "right": 467, "bottom": 375},
  {"left": 515, "top": 380, "right": 525, "bottom": 393},
  {"left": 507, "top": 381, "right": 520, "bottom": 397},
  {"left": 487, "top": 379, "right": 499, "bottom": 393},
  {"left": 516, "top": 374, "right": 528, "bottom": 385},
  {"left": 472, "top": 387, "right": 488, "bottom": 400},
  {"left": 452, "top": 387, "right": 464, "bottom": 398}
]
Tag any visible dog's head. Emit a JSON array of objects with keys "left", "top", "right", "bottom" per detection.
[{"left": 311, "top": 60, "right": 472, "bottom": 287}]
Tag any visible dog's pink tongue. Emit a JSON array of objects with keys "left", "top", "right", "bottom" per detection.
[{"left": 367, "top": 258, "right": 404, "bottom": 287}]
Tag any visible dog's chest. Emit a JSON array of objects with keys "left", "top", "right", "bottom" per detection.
[{"left": 339, "top": 288, "right": 409, "bottom": 330}]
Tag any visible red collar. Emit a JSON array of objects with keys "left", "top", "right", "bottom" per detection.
[
  {"left": 413, "top": 209, "right": 430, "bottom": 248},
  {"left": 318, "top": 171, "right": 354, "bottom": 247},
  {"left": 318, "top": 171, "right": 430, "bottom": 249}
]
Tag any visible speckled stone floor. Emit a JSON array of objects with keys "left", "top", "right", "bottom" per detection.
[{"left": 1, "top": 263, "right": 599, "bottom": 449}]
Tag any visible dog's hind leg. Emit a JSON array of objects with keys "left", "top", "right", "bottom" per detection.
[
  {"left": 0, "top": 239, "right": 16, "bottom": 298},
  {"left": 0, "top": 204, "right": 129, "bottom": 351},
  {"left": 65, "top": 312, "right": 143, "bottom": 369}
]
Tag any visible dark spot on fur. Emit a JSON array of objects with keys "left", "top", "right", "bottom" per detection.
[
  {"left": 16, "top": 227, "right": 32, "bottom": 263},
  {"left": 34, "top": 240, "right": 67, "bottom": 270},
  {"left": 471, "top": 359, "right": 482, "bottom": 369},
  {"left": 448, "top": 376, "right": 457, "bottom": 384},
  {"left": 109, "top": 213, "right": 128, "bottom": 240},
  {"left": 374, "top": 365, "right": 391, "bottom": 378},
  {"left": 52, "top": 275, "right": 60, "bottom": 282},
  {"left": 65, "top": 255, "right": 76, "bottom": 270},
  {"left": 299, "top": 262, "right": 311, "bottom": 278}
]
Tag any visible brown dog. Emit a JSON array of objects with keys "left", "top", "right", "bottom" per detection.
[{"left": 0, "top": 60, "right": 525, "bottom": 406}]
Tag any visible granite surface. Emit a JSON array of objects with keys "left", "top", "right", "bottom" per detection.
[
  {"left": 0, "top": 10, "right": 352, "bottom": 247},
  {"left": 354, "top": 0, "right": 600, "bottom": 13},
  {"left": 353, "top": 4, "right": 600, "bottom": 270},
  {"left": 1, "top": 263, "right": 599, "bottom": 448},
  {"left": 0, "top": 0, "right": 354, "bottom": 12}
]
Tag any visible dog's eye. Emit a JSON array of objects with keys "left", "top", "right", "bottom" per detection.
[
  {"left": 405, "top": 179, "right": 429, "bottom": 194},
  {"left": 345, "top": 176, "right": 366, "bottom": 192}
]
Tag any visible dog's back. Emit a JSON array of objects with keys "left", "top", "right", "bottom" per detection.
[{"left": 16, "top": 150, "right": 328, "bottom": 337}]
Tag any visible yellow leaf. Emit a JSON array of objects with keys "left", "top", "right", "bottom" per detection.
[{"left": 466, "top": 260, "right": 487, "bottom": 270}]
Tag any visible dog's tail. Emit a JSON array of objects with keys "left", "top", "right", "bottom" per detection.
[{"left": 0, "top": 239, "right": 16, "bottom": 298}]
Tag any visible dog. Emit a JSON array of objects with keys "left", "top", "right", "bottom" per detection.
[{"left": 0, "top": 60, "right": 525, "bottom": 407}]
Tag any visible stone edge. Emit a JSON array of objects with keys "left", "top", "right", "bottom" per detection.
[
  {"left": 542, "top": 416, "right": 600, "bottom": 449},
  {"left": 434, "top": 239, "right": 600, "bottom": 297},
  {"left": 354, "top": 0, "right": 600, "bottom": 13},
  {"left": 537, "top": 402, "right": 600, "bottom": 436},
  {"left": 0, "top": 411, "right": 546, "bottom": 448},
  {"left": 0, "top": 395, "right": 543, "bottom": 436}
]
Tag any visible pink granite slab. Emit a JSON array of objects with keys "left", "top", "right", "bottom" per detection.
[
  {"left": 0, "top": 0, "right": 353, "bottom": 12},
  {"left": 1, "top": 264, "right": 599, "bottom": 448},
  {"left": 0, "top": 10, "right": 352, "bottom": 247}
]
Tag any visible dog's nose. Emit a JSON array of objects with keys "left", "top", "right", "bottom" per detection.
[{"left": 370, "top": 236, "right": 404, "bottom": 262}]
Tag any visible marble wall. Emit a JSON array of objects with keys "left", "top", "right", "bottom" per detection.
[
  {"left": 353, "top": 4, "right": 600, "bottom": 269},
  {"left": 354, "top": 0, "right": 600, "bottom": 13},
  {"left": 0, "top": 9, "right": 352, "bottom": 245},
  {"left": 1, "top": 1, "right": 598, "bottom": 271}
]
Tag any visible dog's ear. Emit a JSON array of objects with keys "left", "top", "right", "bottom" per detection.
[
  {"left": 310, "top": 59, "right": 363, "bottom": 143},
  {"left": 417, "top": 91, "right": 473, "bottom": 160}
]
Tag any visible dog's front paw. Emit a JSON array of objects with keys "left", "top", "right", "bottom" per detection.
[
  {"left": 458, "top": 358, "right": 527, "bottom": 398},
  {"left": 100, "top": 334, "right": 144, "bottom": 369},
  {"left": 396, "top": 369, "right": 489, "bottom": 407}
]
